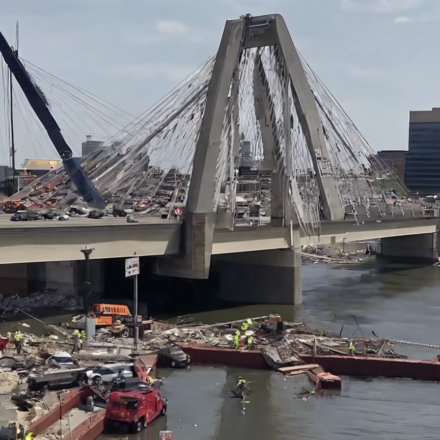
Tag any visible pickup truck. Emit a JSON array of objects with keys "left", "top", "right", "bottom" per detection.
[{"left": 27, "top": 367, "right": 88, "bottom": 391}]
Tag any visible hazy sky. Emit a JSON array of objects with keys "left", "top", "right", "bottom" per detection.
[{"left": 0, "top": 0, "right": 439, "bottom": 165}]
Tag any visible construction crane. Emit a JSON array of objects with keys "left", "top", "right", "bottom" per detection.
[{"left": 0, "top": 31, "right": 105, "bottom": 208}]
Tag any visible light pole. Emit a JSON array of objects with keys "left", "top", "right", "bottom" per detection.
[
  {"left": 80, "top": 246, "right": 94, "bottom": 313},
  {"left": 125, "top": 253, "right": 140, "bottom": 356}
]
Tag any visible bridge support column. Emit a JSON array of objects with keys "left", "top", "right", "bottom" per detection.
[
  {"left": 378, "top": 232, "right": 438, "bottom": 263},
  {"left": 29, "top": 261, "right": 80, "bottom": 295},
  {"left": 28, "top": 260, "right": 105, "bottom": 296},
  {"left": 210, "top": 248, "right": 302, "bottom": 305},
  {"left": 0, "top": 264, "right": 28, "bottom": 296}
]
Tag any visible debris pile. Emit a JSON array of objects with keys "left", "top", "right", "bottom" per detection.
[
  {"left": 0, "top": 290, "right": 83, "bottom": 315},
  {"left": 89, "top": 316, "right": 403, "bottom": 367},
  {"left": 300, "top": 244, "right": 376, "bottom": 264}
]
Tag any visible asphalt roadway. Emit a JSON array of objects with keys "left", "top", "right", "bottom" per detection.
[{"left": 0, "top": 213, "right": 180, "bottom": 229}]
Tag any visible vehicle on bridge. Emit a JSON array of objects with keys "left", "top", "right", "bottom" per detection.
[
  {"left": 41, "top": 209, "right": 70, "bottom": 221},
  {"left": 10, "top": 210, "right": 43, "bottom": 221}
]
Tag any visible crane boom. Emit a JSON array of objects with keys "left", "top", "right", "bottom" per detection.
[{"left": 0, "top": 31, "right": 105, "bottom": 208}]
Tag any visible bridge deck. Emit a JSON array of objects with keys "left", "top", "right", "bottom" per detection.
[{"left": 0, "top": 215, "right": 435, "bottom": 264}]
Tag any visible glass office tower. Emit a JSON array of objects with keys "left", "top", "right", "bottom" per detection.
[{"left": 405, "top": 108, "right": 440, "bottom": 195}]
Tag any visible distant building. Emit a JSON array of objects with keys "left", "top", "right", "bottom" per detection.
[
  {"left": 21, "top": 159, "right": 62, "bottom": 177},
  {"left": 82, "top": 135, "right": 103, "bottom": 157},
  {"left": 405, "top": 108, "right": 440, "bottom": 195},
  {"left": 377, "top": 150, "right": 407, "bottom": 182},
  {"left": 0, "top": 159, "right": 62, "bottom": 196},
  {"left": 0, "top": 165, "right": 12, "bottom": 195}
]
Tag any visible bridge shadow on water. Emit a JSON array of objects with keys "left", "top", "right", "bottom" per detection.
[{"left": 101, "top": 256, "right": 299, "bottom": 323}]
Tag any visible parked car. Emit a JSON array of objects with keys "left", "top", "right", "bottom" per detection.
[
  {"left": 105, "top": 387, "right": 167, "bottom": 433},
  {"left": 69, "top": 205, "right": 92, "bottom": 216},
  {"left": 47, "top": 351, "right": 76, "bottom": 366},
  {"left": 87, "top": 363, "right": 134, "bottom": 386},
  {"left": 27, "top": 367, "right": 88, "bottom": 391},
  {"left": 112, "top": 205, "right": 128, "bottom": 217},
  {"left": 42, "top": 209, "right": 69, "bottom": 221},
  {"left": 10, "top": 210, "right": 43, "bottom": 221},
  {"left": 158, "top": 345, "right": 190, "bottom": 368},
  {"left": 133, "top": 202, "right": 148, "bottom": 212},
  {"left": 88, "top": 210, "right": 105, "bottom": 219},
  {"left": 0, "top": 357, "right": 18, "bottom": 369}
]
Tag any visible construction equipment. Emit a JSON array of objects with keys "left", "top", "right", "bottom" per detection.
[{"left": 0, "top": 32, "right": 105, "bottom": 208}]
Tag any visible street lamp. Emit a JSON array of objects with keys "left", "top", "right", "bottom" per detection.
[{"left": 80, "top": 246, "right": 94, "bottom": 313}]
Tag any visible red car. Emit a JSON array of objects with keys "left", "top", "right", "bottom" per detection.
[
  {"left": 105, "top": 386, "right": 167, "bottom": 433},
  {"left": 0, "top": 337, "right": 8, "bottom": 353}
]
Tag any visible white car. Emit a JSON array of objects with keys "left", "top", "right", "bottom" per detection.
[
  {"left": 86, "top": 363, "right": 134, "bottom": 386},
  {"left": 48, "top": 351, "right": 76, "bottom": 366}
]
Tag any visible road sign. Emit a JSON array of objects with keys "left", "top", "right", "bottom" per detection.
[
  {"left": 175, "top": 207, "right": 182, "bottom": 216},
  {"left": 125, "top": 257, "right": 140, "bottom": 277}
]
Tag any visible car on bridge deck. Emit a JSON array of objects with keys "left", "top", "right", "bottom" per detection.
[
  {"left": 41, "top": 209, "right": 70, "bottom": 221},
  {"left": 10, "top": 210, "right": 44, "bottom": 221}
]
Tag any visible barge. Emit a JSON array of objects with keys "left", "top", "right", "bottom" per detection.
[{"left": 177, "top": 342, "right": 440, "bottom": 382}]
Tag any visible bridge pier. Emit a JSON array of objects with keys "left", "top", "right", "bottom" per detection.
[
  {"left": 378, "top": 232, "right": 438, "bottom": 263},
  {"left": 0, "top": 260, "right": 106, "bottom": 298},
  {"left": 210, "top": 248, "right": 302, "bottom": 305},
  {"left": 0, "top": 264, "right": 28, "bottom": 296}
]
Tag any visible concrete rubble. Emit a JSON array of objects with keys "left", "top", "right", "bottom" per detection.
[
  {"left": 0, "top": 289, "right": 83, "bottom": 316},
  {"left": 300, "top": 244, "right": 376, "bottom": 264}
]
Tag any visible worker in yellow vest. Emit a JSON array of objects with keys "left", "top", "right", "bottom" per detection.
[
  {"left": 233, "top": 330, "right": 241, "bottom": 349},
  {"left": 14, "top": 330, "right": 22, "bottom": 355},
  {"left": 348, "top": 340, "right": 355, "bottom": 356},
  {"left": 71, "top": 330, "right": 81, "bottom": 354}
]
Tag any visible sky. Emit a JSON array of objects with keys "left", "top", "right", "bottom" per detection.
[{"left": 0, "top": 0, "right": 440, "bottom": 165}]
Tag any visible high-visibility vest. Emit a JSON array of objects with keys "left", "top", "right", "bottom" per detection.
[
  {"left": 237, "top": 379, "right": 246, "bottom": 387},
  {"left": 25, "top": 433, "right": 34, "bottom": 440},
  {"left": 14, "top": 332, "right": 21, "bottom": 341}
]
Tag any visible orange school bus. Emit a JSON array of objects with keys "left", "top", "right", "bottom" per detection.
[{"left": 89, "top": 304, "right": 132, "bottom": 326}]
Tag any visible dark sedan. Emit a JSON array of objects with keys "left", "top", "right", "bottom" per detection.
[
  {"left": 10, "top": 210, "right": 43, "bottom": 221},
  {"left": 158, "top": 345, "right": 191, "bottom": 368}
]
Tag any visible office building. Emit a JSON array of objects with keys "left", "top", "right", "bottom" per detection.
[
  {"left": 82, "top": 135, "right": 103, "bottom": 157},
  {"left": 377, "top": 150, "right": 407, "bottom": 182},
  {"left": 405, "top": 108, "right": 440, "bottom": 195}
]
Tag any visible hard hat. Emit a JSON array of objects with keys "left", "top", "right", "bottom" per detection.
[{"left": 238, "top": 376, "right": 243, "bottom": 379}]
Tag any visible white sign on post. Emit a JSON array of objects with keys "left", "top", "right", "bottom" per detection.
[{"left": 125, "top": 257, "right": 140, "bottom": 277}]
